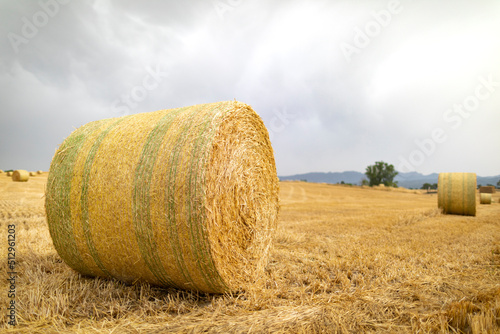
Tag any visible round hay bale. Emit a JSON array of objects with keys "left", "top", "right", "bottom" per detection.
[
  {"left": 12, "top": 170, "right": 29, "bottom": 182},
  {"left": 378, "top": 183, "right": 385, "bottom": 187},
  {"left": 37, "top": 170, "right": 43, "bottom": 174},
  {"left": 45, "top": 101, "right": 279, "bottom": 294},
  {"left": 437, "top": 172, "right": 476, "bottom": 216},
  {"left": 29, "top": 172, "right": 36, "bottom": 176},
  {"left": 0, "top": 170, "right": 3, "bottom": 173},
  {"left": 6, "top": 171, "right": 12, "bottom": 176},
  {"left": 480, "top": 193, "right": 492, "bottom": 204}
]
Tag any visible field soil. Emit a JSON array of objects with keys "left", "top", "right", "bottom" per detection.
[{"left": 0, "top": 174, "right": 499, "bottom": 333}]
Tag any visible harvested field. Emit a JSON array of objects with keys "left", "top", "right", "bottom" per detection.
[{"left": 0, "top": 176, "right": 499, "bottom": 333}]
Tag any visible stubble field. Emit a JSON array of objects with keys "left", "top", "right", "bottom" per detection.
[{"left": 0, "top": 173, "right": 499, "bottom": 333}]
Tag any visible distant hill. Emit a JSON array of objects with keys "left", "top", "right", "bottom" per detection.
[{"left": 279, "top": 171, "right": 500, "bottom": 189}]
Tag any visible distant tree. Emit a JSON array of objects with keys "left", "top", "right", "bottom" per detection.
[
  {"left": 361, "top": 178, "right": 369, "bottom": 186},
  {"left": 497, "top": 179, "right": 500, "bottom": 188},
  {"left": 365, "top": 161, "right": 398, "bottom": 187},
  {"left": 421, "top": 183, "right": 432, "bottom": 190}
]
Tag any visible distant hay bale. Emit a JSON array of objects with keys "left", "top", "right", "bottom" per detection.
[
  {"left": 437, "top": 173, "right": 476, "bottom": 216},
  {"left": 45, "top": 101, "right": 279, "bottom": 294},
  {"left": 37, "top": 170, "right": 43, "bottom": 174},
  {"left": 12, "top": 170, "right": 29, "bottom": 182},
  {"left": 479, "top": 186, "right": 495, "bottom": 194},
  {"left": 0, "top": 170, "right": 3, "bottom": 173},
  {"left": 378, "top": 184, "right": 385, "bottom": 187},
  {"left": 6, "top": 172, "right": 12, "bottom": 176},
  {"left": 29, "top": 172, "right": 36, "bottom": 176},
  {"left": 480, "top": 193, "right": 492, "bottom": 204}
]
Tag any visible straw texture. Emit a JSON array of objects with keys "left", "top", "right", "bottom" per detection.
[
  {"left": 480, "top": 193, "right": 492, "bottom": 204},
  {"left": 479, "top": 186, "right": 495, "bottom": 194},
  {"left": 45, "top": 101, "right": 279, "bottom": 294},
  {"left": 437, "top": 173, "right": 476, "bottom": 216},
  {"left": 12, "top": 170, "right": 29, "bottom": 182}
]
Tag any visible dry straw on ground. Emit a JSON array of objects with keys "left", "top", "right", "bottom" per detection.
[
  {"left": 2, "top": 177, "right": 500, "bottom": 332},
  {"left": 480, "top": 193, "right": 492, "bottom": 205},
  {"left": 437, "top": 172, "right": 476, "bottom": 216},
  {"left": 45, "top": 101, "right": 279, "bottom": 294},
  {"left": 479, "top": 186, "right": 495, "bottom": 194},
  {"left": 12, "top": 170, "right": 29, "bottom": 182}
]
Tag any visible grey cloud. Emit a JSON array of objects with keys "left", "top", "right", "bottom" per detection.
[{"left": 1, "top": 0, "right": 499, "bottom": 175}]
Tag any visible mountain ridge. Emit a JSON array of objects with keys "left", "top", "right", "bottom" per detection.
[{"left": 278, "top": 171, "right": 500, "bottom": 189}]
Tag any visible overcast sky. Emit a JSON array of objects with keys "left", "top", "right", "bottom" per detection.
[{"left": 1, "top": 0, "right": 499, "bottom": 177}]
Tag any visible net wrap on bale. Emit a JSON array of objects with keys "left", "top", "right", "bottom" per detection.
[
  {"left": 45, "top": 101, "right": 280, "bottom": 294},
  {"left": 437, "top": 172, "right": 476, "bottom": 216}
]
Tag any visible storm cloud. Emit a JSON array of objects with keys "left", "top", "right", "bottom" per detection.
[{"left": 1, "top": 0, "right": 499, "bottom": 176}]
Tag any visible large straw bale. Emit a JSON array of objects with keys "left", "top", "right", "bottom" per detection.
[
  {"left": 12, "top": 170, "right": 29, "bottom": 182},
  {"left": 45, "top": 101, "right": 279, "bottom": 294},
  {"left": 479, "top": 186, "right": 495, "bottom": 194},
  {"left": 437, "top": 173, "right": 476, "bottom": 216},
  {"left": 480, "top": 193, "right": 492, "bottom": 204}
]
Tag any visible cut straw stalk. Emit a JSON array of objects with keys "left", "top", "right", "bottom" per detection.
[
  {"left": 12, "top": 170, "right": 29, "bottom": 182},
  {"left": 437, "top": 173, "right": 476, "bottom": 216},
  {"left": 480, "top": 193, "right": 492, "bottom": 204},
  {"left": 45, "top": 101, "right": 279, "bottom": 294}
]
